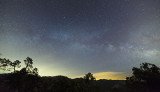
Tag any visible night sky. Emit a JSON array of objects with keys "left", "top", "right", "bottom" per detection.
[{"left": 0, "top": 0, "right": 160, "bottom": 80}]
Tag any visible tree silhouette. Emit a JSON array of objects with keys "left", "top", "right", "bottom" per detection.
[
  {"left": 0, "top": 58, "right": 11, "bottom": 71},
  {"left": 24, "top": 57, "right": 33, "bottom": 72},
  {"left": 0, "top": 57, "right": 38, "bottom": 75},
  {"left": 0, "top": 58, "right": 21, "bottom": 72},
  {"left": 84, "top": 72, "right": 96, "bottom": 83},
  {"left": 24, "top": 57, "right": 38, "bottom": 75},
  {"left": 10, "top": 60, "right": 21, "bottom": 73},
  {"left": 126, "top": 62, "right": 160, "bottom": 92}
]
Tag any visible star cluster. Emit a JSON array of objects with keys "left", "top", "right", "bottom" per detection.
[{"left": 0, "top": 0, "right": 160, "bottom": 78}]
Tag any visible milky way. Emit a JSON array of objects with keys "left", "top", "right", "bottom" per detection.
[{"left": 0, "top": 0, "right": 160, "bottom": 79}]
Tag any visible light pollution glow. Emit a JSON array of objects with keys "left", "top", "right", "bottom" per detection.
[
  {"left": 73, "top": 72, "right": 131, "bottom": 80},
  {"left": 0, "top": 0, "right": 160, "bottom": 80}
]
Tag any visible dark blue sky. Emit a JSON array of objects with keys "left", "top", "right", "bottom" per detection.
[{"left": 0, "top": 0, "right": 160, "bottom": 79}]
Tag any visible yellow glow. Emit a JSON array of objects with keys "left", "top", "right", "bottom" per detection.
[
  {"left": 93, "top": 72, "right": 130, "bottom": 80},
  {"left": 73, "top": 72, "right": 131, "bottom": 80}
]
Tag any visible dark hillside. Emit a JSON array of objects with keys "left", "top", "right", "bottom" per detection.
[{"left": 0, "top": 74, "right": 125, "bottom": 92}]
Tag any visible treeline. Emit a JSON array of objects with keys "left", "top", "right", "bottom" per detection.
[
  {"left": 0, "top": 57, "right": 38, "bottom": 75},
  {"left": 0, "top": 57, "right": 160, "bottom": 92}
]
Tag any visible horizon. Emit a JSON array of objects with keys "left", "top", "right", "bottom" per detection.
[
  {"left": 0, "top": 71, "right": 128, "bottom": 80},
  {"left": 0, "top": 0, "right": 160, "bottom": 80}
]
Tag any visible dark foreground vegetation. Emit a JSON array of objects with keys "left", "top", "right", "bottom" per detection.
[{"left": 0, "top": 57, "right": 160, "bottom": 92}]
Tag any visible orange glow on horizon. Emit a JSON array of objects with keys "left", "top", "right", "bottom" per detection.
[{"left": 73, "top": 72, "right": 131, "bottom": 80}]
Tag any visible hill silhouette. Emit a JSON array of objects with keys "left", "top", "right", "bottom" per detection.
[{"left": 0, "top": 57, "right": 160, "bottom": 92}]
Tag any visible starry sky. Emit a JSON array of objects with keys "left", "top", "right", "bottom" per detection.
[{"left": 0, "top": 0, "right": 160, "bottom": 80}]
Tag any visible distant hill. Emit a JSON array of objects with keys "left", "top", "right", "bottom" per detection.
[{"left": 0, "top": 73, "right": 125, "bottom": 92}]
